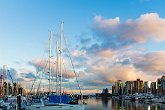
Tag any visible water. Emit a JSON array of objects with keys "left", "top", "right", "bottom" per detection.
[{"left": 84, "top": 97, "right": 165, "bottom": 110}]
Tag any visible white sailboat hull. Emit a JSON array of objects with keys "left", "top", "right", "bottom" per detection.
[{"left": 26, "top": 104, "right": 85, "bottom": 110}]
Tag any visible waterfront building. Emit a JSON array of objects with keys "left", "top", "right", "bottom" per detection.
[
  {"left": 116, "top": 80, "right": 124, "bottom": 95},
  {"left": 119, "top": 80, "right": 124, "bottom": 95},
  {"left": 112, "top": 80, "right": 124, "bottom": 95},
  {"left": 123, "top": 84, "right": 127, "bottom": 95},
  {"left": 112, "top": 76, "right": 165, "bottom": 96},
  {"left": 157, "top": 76, "right": 165, "bottom": 96},
  {"left": 144, "top": 82, "right": 147, "bottom": 93},
  {"left": 151, "top": 82, "right": 157, "bottom": 95},
  {"left": 161, "top": 76, "right": 165, "bottom": 95},
  {"left": 133, "top": 78, "right": 143, "bottom": 93},
  {"left": 112, "top": 82, "right": 117, "bottom": 95},
  {"left": 125, "top": 81, "right": 133, "bottom": 95},
  {"left": 113, "top": 81, "right": 119, "bottom": 95},
  {"left": 144, "top": 81, "right": 151, "bottom": 93},
  {"left": 102, "top": 88, "right": 109, "bottom": 94},
  {"left": 112, "top": 85, "right": 115, "bottom": 95},
  {"left": 157, "top": 78, "right": 162, "bottom": 96},
  {"left": 96, "top": 88, "right": 111, "bottom": 97}
]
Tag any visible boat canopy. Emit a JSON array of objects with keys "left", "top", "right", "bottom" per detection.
[{"left": 49, "top": 95, "right": 69, "bottom": 104}]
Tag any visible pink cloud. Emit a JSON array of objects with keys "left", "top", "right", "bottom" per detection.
[{"left": 93, "top": 13, "right": 165, "bottom": 49}]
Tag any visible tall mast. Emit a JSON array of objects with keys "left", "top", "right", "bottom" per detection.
[
  {"left": 60, "top": 22, "right": 63, "bottom": 102},
  {"left": 49, "top": 31, "right": 52, "bottom": 94},
  {"left": 3, "top": 65, "right": 7, "bottom": 95},
  {"left": 56, "top": 41, "right": 59, "bottom": 95}
]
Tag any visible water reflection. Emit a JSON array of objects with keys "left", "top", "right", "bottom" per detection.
[
  {"left": 111, "top": 98, "right": 165, "bottom": 110},
  {"left": 84, "top": 97, "right": 165, "bottom": 110},
  {"left": 101, "top": 97, "right": 110, "bottom": 108},
  {"left": 85, "top": 97, "right": 111, "bottom": 110}
]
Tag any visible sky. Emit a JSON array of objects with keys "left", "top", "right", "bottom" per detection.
[{"left": 0, "top": 0, "right": 165, "bottom": 94}]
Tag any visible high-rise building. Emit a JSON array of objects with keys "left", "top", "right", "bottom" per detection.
[
  {"left": 112, "top": 80, "right": 124, "bottom": 95},
  {"left": 144, "top": 81, "right": 151, "bottom": 93},
  {"left": 151, "top": 82, "right": 157, "bottom": 95},
  {"left": 117, "top": 80, "right": 124, "bottom": 95},
  {"left": 157, "top": 76, "right": 165, "bottom": 96},
  {"left": 161, "top": 76, "right": 165, "bottom": 95},
  {"left": 112, "top": 85, "right": 115, "bottom": 95},
  {"left": 157, "top": 78, "right": 161, "bottom": 96},
  {"left": 114, "top": 82, "right": 119, "bottom": 95},
  {"left": 133, "top": 78, "right": 143, "bottom": 93},
  {"left": 144, "top": 82, "right": 148, "bottom": 93},
  {"left": 125, "top": 81, "right": 133, "bottom": 95}
]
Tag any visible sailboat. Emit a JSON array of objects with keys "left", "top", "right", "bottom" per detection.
[{"left": 26, "top": 22, "right": 85, "bottom": 110}]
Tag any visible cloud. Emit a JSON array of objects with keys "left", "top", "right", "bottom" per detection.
[
  {"left": 72, "top": 13, "right": 165, "bottom": 88},
  {"left": 74, "top": 47, "right": 165, "bottom": 88},
  {"left": 80, "top": 38, "right": 91, "bottom": 44},
  {"left": 2, "top": 13, "right": 164, "bottom": 93},
  {"left": 82, "top": 55, "right": 161, "bottom": 86},
  {"left": 29, "top": 59, "right": 85, "bottom": 79},
  {"left": 133, "top": 51, "right": 165, "bottom": 75},
  {"left": 23, "top": 72, "right": 35, "bottom": 79},
  {"left": 76, "top": 32, "right": 92, "bottom": 45},
  {"left": 97, "top": 49, "right": 115, "bottom": 58},
  {"left": 17, "top": 68, "right": 36, "bottom": 82},
  {"left": 84, "top": 57, "right": 138, "bottom": 82},
  {"left": 0, "top": 67, "right": 28, "bottom": 84},
  {"left": 29, "top": 59, "right": 50, "bottom": 72},
  {"left": 0, "top": 67, "right": 17, "bottom": 80},
  {"left": 72, "top": 49, "right": 86, "bottom": 57},
  {"left": 25, "top": 13, "right": 165, "bottom": 93},
  {"left": 91, "top": 13, "right": 165, "bottom": 52}
]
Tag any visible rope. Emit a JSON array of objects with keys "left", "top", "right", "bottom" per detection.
[
  {"left": 36, "top": 59, "right": 49, "bottom": 94},
  {"left": 63, "top": 62, "right": 74, "bottom": 95},
  {"left": 63, "top": 35, "right": 84, "bottom": 103},
  {"left": 29, "top": 58, "right": 49, "bottom": 94},
  {"left": 29, "top": 71, "right": 39, "bottom": 94}
]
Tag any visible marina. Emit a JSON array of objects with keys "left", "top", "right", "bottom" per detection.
[
  {"left": 1, "top": 0, "right": 165, "bottom": 110},
  {"left": 0, "top": 22, "right": 86, "bottom": 109},
  {"left": 0, "top": 95, "right": 165, "bottom": 110}
]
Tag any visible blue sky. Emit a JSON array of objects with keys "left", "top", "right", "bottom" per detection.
[{"left": 0, "top": 0, "right": 165, "bottom": 93}]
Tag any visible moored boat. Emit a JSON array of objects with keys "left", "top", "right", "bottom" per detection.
[{"left": 26, "top": 22, "right": 85, "bottom": 110}]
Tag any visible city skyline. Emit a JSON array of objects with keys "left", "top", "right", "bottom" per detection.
[{"left": 1, "top": 0, "right": 165, "bottom": 94}]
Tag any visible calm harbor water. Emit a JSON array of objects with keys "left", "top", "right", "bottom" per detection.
[{"left": 84, "top": 97, "right": 165, "bottom": 110}]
